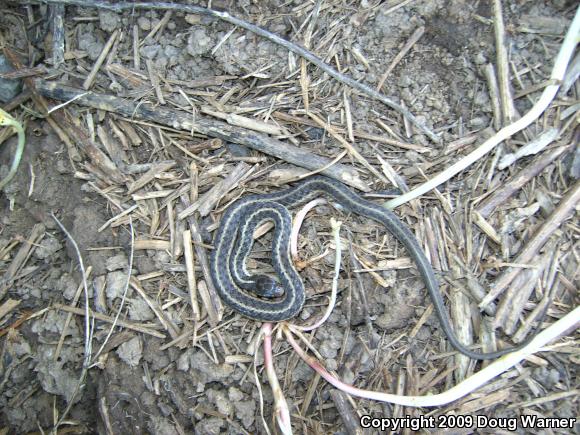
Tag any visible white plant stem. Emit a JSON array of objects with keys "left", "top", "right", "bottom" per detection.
[
  {"left": 286, "top": 306, "right": 580, "bottom": 407},
  {"left": 386, "top": 6, "right": 580, "bottom": 209}
]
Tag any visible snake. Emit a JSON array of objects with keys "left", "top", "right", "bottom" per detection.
[{"left": 210, "top": 175, "right": 532, "bottom": 360}]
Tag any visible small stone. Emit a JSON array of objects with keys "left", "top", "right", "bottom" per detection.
[
  {"left": 106, "top": 271, "right": 127, "bottom": 301},
  {"left": 151, "top": 417, "right": 179, "bottom": 435},
  {"left": 176, "top": 352, "right": 190, "bottom": 371},
  {"left": 342, "top": 367, "right": 355, "bottom": 385},
  {"left": 56, "top": 273, "right": 78, "bottom": 300},
  {"left": 154, "top": 56, "right": 168, "bottom": 70},
  {"left": 228, "top": 386, "right": 243, "bottom": 402},
  {"left": 137, "top": 17, "right": 152, "bottom": 31},
  {"left": 105, "top": 253, "right": 128, "bottom": 271},
  {"left": 532, "top": 367, "right": 561, "bottom": 389},
  {"left": 164, "top": 45, "right": 180, "bottom": 61},
  {"left": 299, "top": 307, "right": 313, "bottom": 321},
  {"left": 128, "top": 297, "right": 154, "bottom": 321},
  {"left": 35, "top": 359, "right": 78, "bottom": 402},
  {"left": 413, "top": 115, "right": 430, "bottom": 129},
  {"left": 153, "top": 250, "right": 171, "bottom": 265},
  {"left": 117, "top": 336, "right": 143, "bottom": 367},
  {"left": 194, "top": 417, "right": 224, "bottom": 435},
  {"left": 469, "top": 116, "right": 488, "bottom": 129},
  {"left": 189, "top": 350, "right": 234, "bottom": 383},
  {"left": 12, "top": 337, "right": 31, "bottom": 357},
  {"left": 185, "top": 14, "right": 202, "bottom": 25},
  {"left": 400, "top": 88, "right": 414, "bottom": 104},
  {"left": 34, "top": 236, "right": 62, "bottom": 261},
  {"left": 404, "top": 150, "right": 421, "bottom": 163},
  {"left": 325, "top": 358, "right": 338, "bottom": 372},
  {"left": 473, "top": 90, "right": 489, "bottom": 107},
  {"left": 474, "top": 52, "right": 487, "bottom": 65},
  {"left": 292, "top": 360, "right": 313, "bottom": 383},
  {"left": 77, "top": 25, "right": 104, "bottom": 61},
  {"left": 17, "top": 286, "right": 39, "bottom": 300},
  {"left": 319, "top": 340, "right": 339, "bottom": 359},
  {"left": 56, "top": 159, "right": 69, "bottom": 174},
  {"left": 398, "top": 75, "right": 413, "bottom": 87},
  {"left": 306, "top": 127, "right": 324, "bottom": 140},
  {"left": 140, "top": 44, "right": 161, "bottom": 60},
  {"left": 375, "top": 304, "right": 414, "bottom": 329},
  {"left": 99, "top": 10, "right": 121, "bottom": 32},
  {"left": 187, "top": 27, "right": 212, "bottom": 56},
  {"left": 208, "top": 389, "right": 232, "bottom": 416},
  {"left": 229, "top": 387, "right": 256, "bottom": 429},
  {"left": 0, "top": 55, "right": 23, "bottom": 103},
  {"left": 31, "top": 310, "right": 76, "bottom": 336}
]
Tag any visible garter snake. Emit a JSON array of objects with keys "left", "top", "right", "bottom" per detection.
[{"left": 210, "top": 175, "right": 532, "bottom": 360}]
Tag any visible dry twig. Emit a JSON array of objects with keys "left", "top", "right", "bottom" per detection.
[
  {"left": 386, "top": 6, "right": 580, "bottom": 208},
  {"left": 34, "top": 80, "right": 368, "bottom": 191},
  {"left": 34, "top": 0, "right": 440, "bottom": 143},
  {"left": 480, "top": 180, "right": 580, "bottom": 309},
  {"left": 50, "top": 213, "right": 94, "bottom": 433}
]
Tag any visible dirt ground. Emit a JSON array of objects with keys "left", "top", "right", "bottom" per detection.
[{"left": 0, "top": 0, "right": 578, "bottom": 434}]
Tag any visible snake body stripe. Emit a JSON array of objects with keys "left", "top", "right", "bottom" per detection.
[
  {"left": 210, "top": 175, "right": 533, "bottom": 360},
  {"left": 212, "top": 200, "right": 304, "bottom": 319},
  {"left": 231, "top": 205, "right": 290, "bottom": 298}
]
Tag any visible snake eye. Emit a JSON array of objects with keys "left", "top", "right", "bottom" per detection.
[{"left": 254, "top": 275, "right": 285, "bottom": 298}]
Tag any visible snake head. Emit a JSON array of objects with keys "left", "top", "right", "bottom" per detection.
[{"left": 253, "top": 275, "right": 285, "bottom": 298}]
